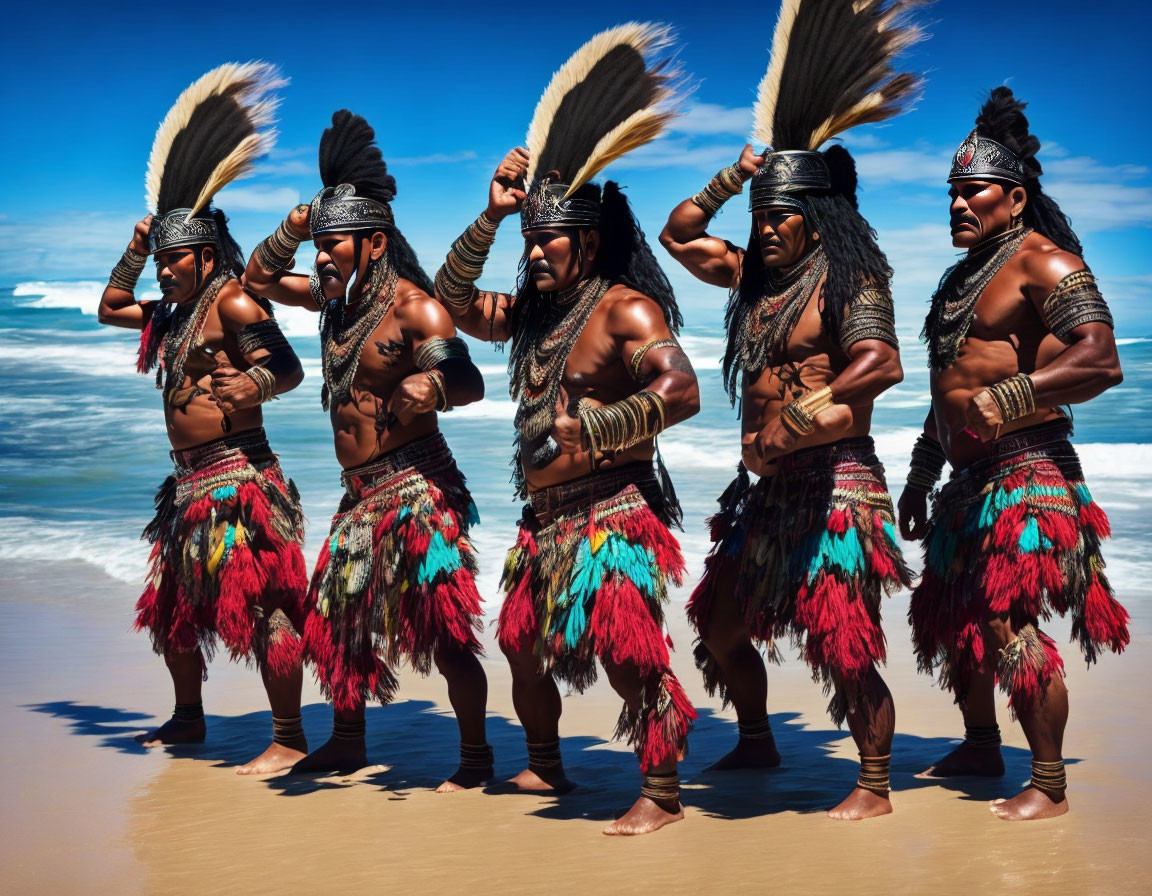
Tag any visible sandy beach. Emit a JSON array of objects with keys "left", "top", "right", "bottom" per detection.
[{"left": 3, "top": 556, "right": 1150, "bottom": 896}]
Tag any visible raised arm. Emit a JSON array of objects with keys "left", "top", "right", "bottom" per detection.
[
  {"left": 385, "top": 286, "right": 485, "bottom": 426},
  {"left": 242, "top": 204, "right": 320, "bottom": 310},
  {"left": 967, "top": 252, "right": 1123, "bottom": 440},
  {"left": 433, "top": 148, "right": 528, "bottom": 342},
  {"left": 658, "top": 145, "right": 764, "bottom": 289},
  {"left": 208, "top": 288, "right": 305, "bottom": 415},
  {"left": 97, "top": 216, "right": 158, "bottom": 330}
]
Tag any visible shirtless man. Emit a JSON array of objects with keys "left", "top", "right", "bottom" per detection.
[
  {"left": 901, "top": 87, "right": 1129, "bottom": 820},
  {"left": 243, "top": 111, "right": 491, "bottom": 791},
  {"left": 98, "top": 63, "right": 311, "bottom": 775}
]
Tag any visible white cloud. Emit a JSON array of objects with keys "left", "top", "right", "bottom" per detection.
[
  {"left": 668, "top": 101, "right": 749, "bottom": 138},
  {"left": 214, "top": 184, "right": 300, "bottom": 212},
  {"left": 853, "top": 148, "right": 950, "bottom": 186}
]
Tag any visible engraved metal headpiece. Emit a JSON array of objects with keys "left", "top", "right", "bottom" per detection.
[
  {"left": 520, "top": 177, "right": 601, "bottom": 232},
  {"left": 749, "top": 151, "right": 831, "bottom": 213},
  {"left": 309, "top": 184, "right": 395, "bottom": 237},
  {"left": 149, "top": 209, "right": 219, "bottom": 253},
  {"left": 948, "top": 130, "right": 1027, "bottom": 185}
]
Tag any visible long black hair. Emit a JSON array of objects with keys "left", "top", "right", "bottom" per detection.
[
  {"left": 722, "top": 145, "right": 891, "bottom": 403},
  {"left": 975, "top": 87, "right": 1083, "bottom": 257},
  {"left": 507, "top": 180, "right": 681, "bottom": 371}
]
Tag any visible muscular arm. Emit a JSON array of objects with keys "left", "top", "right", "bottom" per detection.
[
  {"left": 98, "top": 216, "right": 158, "bottom": 330},
  {"left": 1026, "top": 254, "right": 1122, "bottom": 405},
  {"left": 615, "top": 296, "right": 699, "bottom": 426},
  {"left": 218, "top": 292, "right": 304, "bottom": 394},
  {"left": 399, "top": 289, "right": 484, "bottom": 408},
  {"left": 241, "top": 206, "right": 321, "bottom": 311},
  {"left": 828, "top": 288, "right": 904, "bottom": 405},
  {"left": 659, "top": 146, "right": 763, "bottom": 289}
]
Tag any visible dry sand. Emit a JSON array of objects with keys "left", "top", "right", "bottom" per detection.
[{"left": 2, "top": 559, "right": 1150, "bottom": 895}]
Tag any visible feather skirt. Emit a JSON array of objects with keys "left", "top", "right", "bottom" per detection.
[
  {"left": 909, "top": 421, "right": 1128, "bottom": 715},
  {"left": 135, "top": 429, "right": 309, "bottom": 675},
  {"left": 497, "top": 480, "right": 694, "bottom": 771},
  {"left": 688, "top": 438, "right": 910, "bottom": 725},
  {"left": 303, "top": 434, "right": 483, "bottom": 713}
]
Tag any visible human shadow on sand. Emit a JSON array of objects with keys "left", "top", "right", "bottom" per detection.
[{"left": 25, "top": 699, "right": 1072, "bottom": 820}]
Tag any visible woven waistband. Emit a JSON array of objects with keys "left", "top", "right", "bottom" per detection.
[
  {"left": 964, "top": 419, "right": 1077, "bottom": 478},
  {"left": 171, "top": 428, "right": 272, "bottom": 476},
  {"left": 528, "top": 462, "right": 658, "bottom": 524},
  {"left": 341, "top": 431, "right": 453, "bottom": 496},
  {"left": 780, "top": 436, "right": 881, "bottom": 474}
]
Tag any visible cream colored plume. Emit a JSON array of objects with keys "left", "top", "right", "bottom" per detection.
[
  {"left": 752, "top": 0, "right": 925, "bottom": 151},
  {"left": 144, "top": 61, "right": 285, "bottom": 215},
  {"left": 523, "top": 22, "right": 682, "bottom": 195}
]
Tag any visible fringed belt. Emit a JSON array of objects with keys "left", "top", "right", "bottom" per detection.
[
  {"left": 341, "top": 431, "right": 453, "bottom": 497},
  {"left": 170, "top": 427, "right": 272, "bottom": 477},
  {"left": 528, "top": 462, "right": 658, "bottom": 527}
]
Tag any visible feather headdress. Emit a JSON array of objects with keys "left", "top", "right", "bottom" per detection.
[
  {"left": 752, "top": 0, "right": 924, "bottom": 153},
  {"left": 145, "top": 62, "right": 283, "bottom": 252},
  {"left": 310, "top": 110, "right": 396, "bottom": 237},
  {"left": 521, "top": 22, "right": 682, "bottom": 230}
]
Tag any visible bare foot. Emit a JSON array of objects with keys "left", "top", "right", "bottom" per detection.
[
  {"left": 603, "top": 796, "right": 684, "bottom": 836},
  {"left": 916, "top": 741, "right": 1004, "bottom": 778},
  {"left": 487, "top": 767, "right": 575, "bottom": 795},
  {"left": 704, "top": 737, "right": 781, "bottom": 772},
  {"left": 289, "top": 736, "right": 366, "bottom": 775},
  {"left": 990, "top": 786, "right": 1069, "bottom": 820},
  {"left": 436, "top": 764, "right": 494, "bottom": 793},
  {"left": 236, "top": 741, "right": 308, "bottom": 776},
  {"left": 828, "top": 786, "right": 893, "bottom": 820},
  {"left": 136, "top": 716, "right": 206, "bottom": 747}
]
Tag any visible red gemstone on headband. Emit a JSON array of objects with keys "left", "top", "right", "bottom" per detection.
[{"left": 959, "top": 147, "right": 974, "bottom": 166}]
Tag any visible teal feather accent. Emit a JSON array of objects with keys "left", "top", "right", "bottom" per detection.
[
  {"left": 1074, "top": 483, "right": 1093, "bottom": 505},
  {"left": 808, "top": 528, "right": 864, "bottom": 579},
  {"left": 882, "top": 520, "right": 899, "bottom": 547},
  {"left": 212, "top": 485, "right": 237, "bottom": 501},
  {"left": 398, "top": 506, "right": 411, "bottom": 521},
  {"left": 1018, "top": 516, "right": 1041, "bottom": 553},
  {"left": 417, "top": 531, "right": 462, "bottom": 584},
  {"left": 466, "top": 500, "right": 480, "bottom": 527}
]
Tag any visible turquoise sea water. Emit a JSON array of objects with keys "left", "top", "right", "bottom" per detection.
[{"left": 1, "top": 281, "right": 1149, "bottom": 622}]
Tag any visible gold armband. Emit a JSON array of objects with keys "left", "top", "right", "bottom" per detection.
[
  {"left": 413, "top": 336, "right": 471, "bottom": 371},
  {"left": 691, "top": 164, "right": 745, "bottom": 218},
  {"left": 253, "top": 217, "right": 303, "bottom": 273},
  {"left": 580, "top": 390, "right": 667, "bottom": 458},
  {"left": 1041, "top": 269, "right": 1113, "bottom": 342},
  {"left": 435, "top": 212, "right": 499, "bottom": 311},
  {"left": 840, "top": 287, "right": 899, "bottom": 353},
  {"left": 425, "top": 369, "right": 451, "bottom": 412},
  {"left": 108, "top": 248, "right": 148, "bottom": 292},
  {"left": 779, "top": 386, "right": 833, "bottom": 438},
  {"left": 986, "top": 373, "right": 1036, "bottom": 424},
  {"left": 628, "top": 338, "right": 678, "bottom": 382}
]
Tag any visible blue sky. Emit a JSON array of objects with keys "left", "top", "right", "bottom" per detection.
[{"left": 2, "top": 0, "right": 1150, "bottom": 332}]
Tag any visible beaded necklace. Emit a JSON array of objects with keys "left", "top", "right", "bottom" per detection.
[
  {"left": 319, "top": 258, "right": 399, "bottom": 410},
  {"left": 159, "top": 271, "right": 231, "bottom": 398},
  {"left": 923, "top": 226, "right": 1030, "bottom": 371}
]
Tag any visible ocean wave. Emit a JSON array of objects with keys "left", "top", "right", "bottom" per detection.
[
  {"left": 13, "top": 280, "right": 163, "bottom": 313},
  {"left": 0, "top": 339, "right": 138, "bottom": 378},
  {"left": 0, "top": 516, "right": 149, "bottom": 584}
]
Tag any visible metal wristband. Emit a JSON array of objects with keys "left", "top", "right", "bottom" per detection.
[
  {"left": 109, "top": 248, "right": 148, "bottom": 292},
  {"left": 906, "top": 434, "right": 947, "bottom": 492},
  {"left": 253, "top": 218, "right": 302, "bottom": 273},
  {"left": 414, "top": 336, "right": 470, "bottom": 372},
  {"left": 986, "top": 373, "right": 1036, "bottom": 424},
  {"left": 435, "top": 212, "right": 498, "bottom": 310},
  {"left": 690, "top": 164, "right": 745, "bottom": 218},
  {"left": 580, "top": 390, "right": 667, "bottom": 457},
  {"left": 779, "top": 386, "right": 833, "bottom": 438},
  {"left": 426, "top": 369, "right": 451, "bottom": 412},
  {"left": 244, "top": 365, "right": 278, "bottom": 404}
]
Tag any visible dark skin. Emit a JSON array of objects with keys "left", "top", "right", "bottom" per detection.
[
  {"left": 435, "top": 148, "right": 700, "bottom": 835},
  {"left": 98, "top": 216, "right": 307, "bottom": 775},
  {"left": 661, "top": 144, "right": 903, "bottom": 820},
  {"left": 898, "top": 179, "right": 1122, "bottom": 821},
  {"left": 243, "top": 208, "right": 488, "bottom": 790}
]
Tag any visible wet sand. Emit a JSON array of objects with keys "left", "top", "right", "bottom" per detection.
[{"left": 2, "top": 560, "right": 1150, "bottom": 895}]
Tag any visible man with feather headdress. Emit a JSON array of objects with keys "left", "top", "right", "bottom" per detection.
[
  {"left": 433, "top": 23, "right": 699, "bottom": 835},
  {"left": 900, "top": 88, "right": 1128, "bottom": 820},
  {"left": 98, "top": 63, "right": 312, "bottom": 775},
  {"left": 243, "top": 111, "right": 490, "bottom": 790},
  {"left": 661, "top": 0, "right": 923, "bottom": 819}
]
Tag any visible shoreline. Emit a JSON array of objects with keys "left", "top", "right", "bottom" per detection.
[{"left": 2, "top": 560, "right": 1150, "bottom": 893}]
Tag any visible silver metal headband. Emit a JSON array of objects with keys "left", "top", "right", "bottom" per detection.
[
  {"left": 149, "top": 209, "right": 219, "bottom": 253},
  {"left": 948, "top": 130, "right": 1027, "bottom": 185},
  {"left": 749, "top": 151, "right": 831, "bottom": 212},
  {"left": 520, "top": 180, "right": 601, "bottom": 231},
  {"left": 309, "top": 184, "right": 395, "bottom": 237}
]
